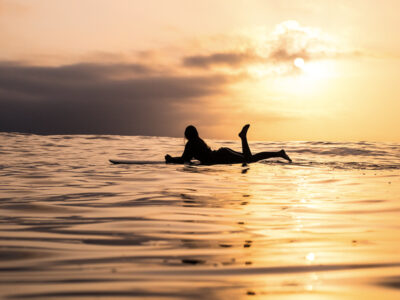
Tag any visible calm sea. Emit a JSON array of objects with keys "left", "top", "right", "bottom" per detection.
[{"left": 1, "top": 132, "right": 400, "bottom": 299}]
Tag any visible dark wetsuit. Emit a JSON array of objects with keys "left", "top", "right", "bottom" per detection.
[
  {"left": 167, "top": 132, "right": 290, "bottom": 165},
  {"left": 182, "top": 138, "right": 214, "bottom": 164},
  {"left": 182, "top": 138, "right": 244, "bottom": 164}
]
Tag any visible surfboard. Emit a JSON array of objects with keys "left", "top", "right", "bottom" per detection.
[
  {"left": 109, "top": 159, "right": 206, "bottom": 165},
  {"left": 109, "top": 159, "right": 165, "bottom": 165}
]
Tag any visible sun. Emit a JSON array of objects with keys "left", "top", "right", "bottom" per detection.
[
  {"left": 271, "top": 59, "right": 337, "bottom": 95},
  {"left": 294, "top": 57, "right": 305, "bottom": 69},
  {"left": 294, "top": 56, "right": 336, "bottom": 81}
]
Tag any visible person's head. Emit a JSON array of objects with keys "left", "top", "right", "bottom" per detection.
[{"left": 184, "top": 125, "right": 199, "bottom": 141}]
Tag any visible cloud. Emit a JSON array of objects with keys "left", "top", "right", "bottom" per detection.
[
  {"left": 182, "top": 21, "right": 359, "bottom": 73},
  {"left": 0, "top": 62, "right": 231, "bottom": 136},
  {"left": 269, "top": 48, "right": 310, "bottom": 63},
  {"left": 267, "top": 20, "right": 350, "bottom": 63},
  {"left": 183, "top": 51, "right": 263, "bottom": 69},
  {"left": 1, "top": 21, "right": 354, "bottom": 137}
]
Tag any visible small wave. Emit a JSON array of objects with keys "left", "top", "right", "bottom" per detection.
[
  {"left": 292, "top": 147, "right": 388, "bottom": 157},
  {"left": 85, "top": 135, "right": 120, "bottom": 141},
  {"left": 264, "top": 159, "right": 400, "bottom": 170},
  {"left": 140, "top": 262, "right": 400, "bottom": 276}
]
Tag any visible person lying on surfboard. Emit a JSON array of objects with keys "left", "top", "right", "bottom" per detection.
[{"left": 165, "top": 124, "right": 292, "bottom": 165}]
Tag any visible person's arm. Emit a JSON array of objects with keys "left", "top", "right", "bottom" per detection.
[
  {"left": 165, "top": 154, "right": 184, "bottom": 164},
  {"left": 165, "top": 142, "right": 193, "bottom": 164}
]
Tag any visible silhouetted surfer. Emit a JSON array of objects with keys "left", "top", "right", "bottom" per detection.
[{"left": 165, "top": 124, "right": 292, "bottom": 165}]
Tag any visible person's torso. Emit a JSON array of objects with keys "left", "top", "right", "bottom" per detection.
[{"left": 190, "top": 139, "right": 214, "bottom": 163}]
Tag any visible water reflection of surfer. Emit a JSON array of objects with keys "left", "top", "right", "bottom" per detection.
[{"left": 165, "top": 124, "right": 292, "bottom": 165}]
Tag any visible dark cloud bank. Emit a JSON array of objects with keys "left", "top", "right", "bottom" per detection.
[
  {"left": 183, "top": 51, "right": 263, "bottom": 69},
  {"left": 0, "top": 62, "right": 229, "bottom": 136}
]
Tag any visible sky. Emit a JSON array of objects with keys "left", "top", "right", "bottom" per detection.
[{"left": 1, "top": 0, "right": 400, "bottom": 141}]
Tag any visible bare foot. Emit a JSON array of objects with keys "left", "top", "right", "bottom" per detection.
[
  {"left": 280, "top": 149, "right": 292, "bottom": 163},
  {"left": 239, "top": 124, "right": 250, "bottom": 139}
]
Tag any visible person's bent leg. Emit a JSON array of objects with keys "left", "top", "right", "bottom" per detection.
[{"left": 238, "top": 124, "right": 252, "bottom": 163}]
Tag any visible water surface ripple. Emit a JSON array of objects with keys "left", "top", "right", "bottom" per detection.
[{"left": 1, "top": 133, "right": 400, "bottom": 299}]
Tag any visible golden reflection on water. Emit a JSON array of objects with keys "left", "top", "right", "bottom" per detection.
[
  {"left": 191, "top": 163, "right": 400, "bottom": 299},
  {"left": 0, "top": 134, "right": 400, "bottom": 299}
]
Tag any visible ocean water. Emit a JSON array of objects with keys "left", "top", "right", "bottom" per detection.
[{"left": 0, "top": 132, "right": 400, "bottom": 300}]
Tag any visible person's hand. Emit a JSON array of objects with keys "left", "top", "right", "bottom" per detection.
[{"left": 165, "top": 154, "right": 172, "bottom": 163}]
